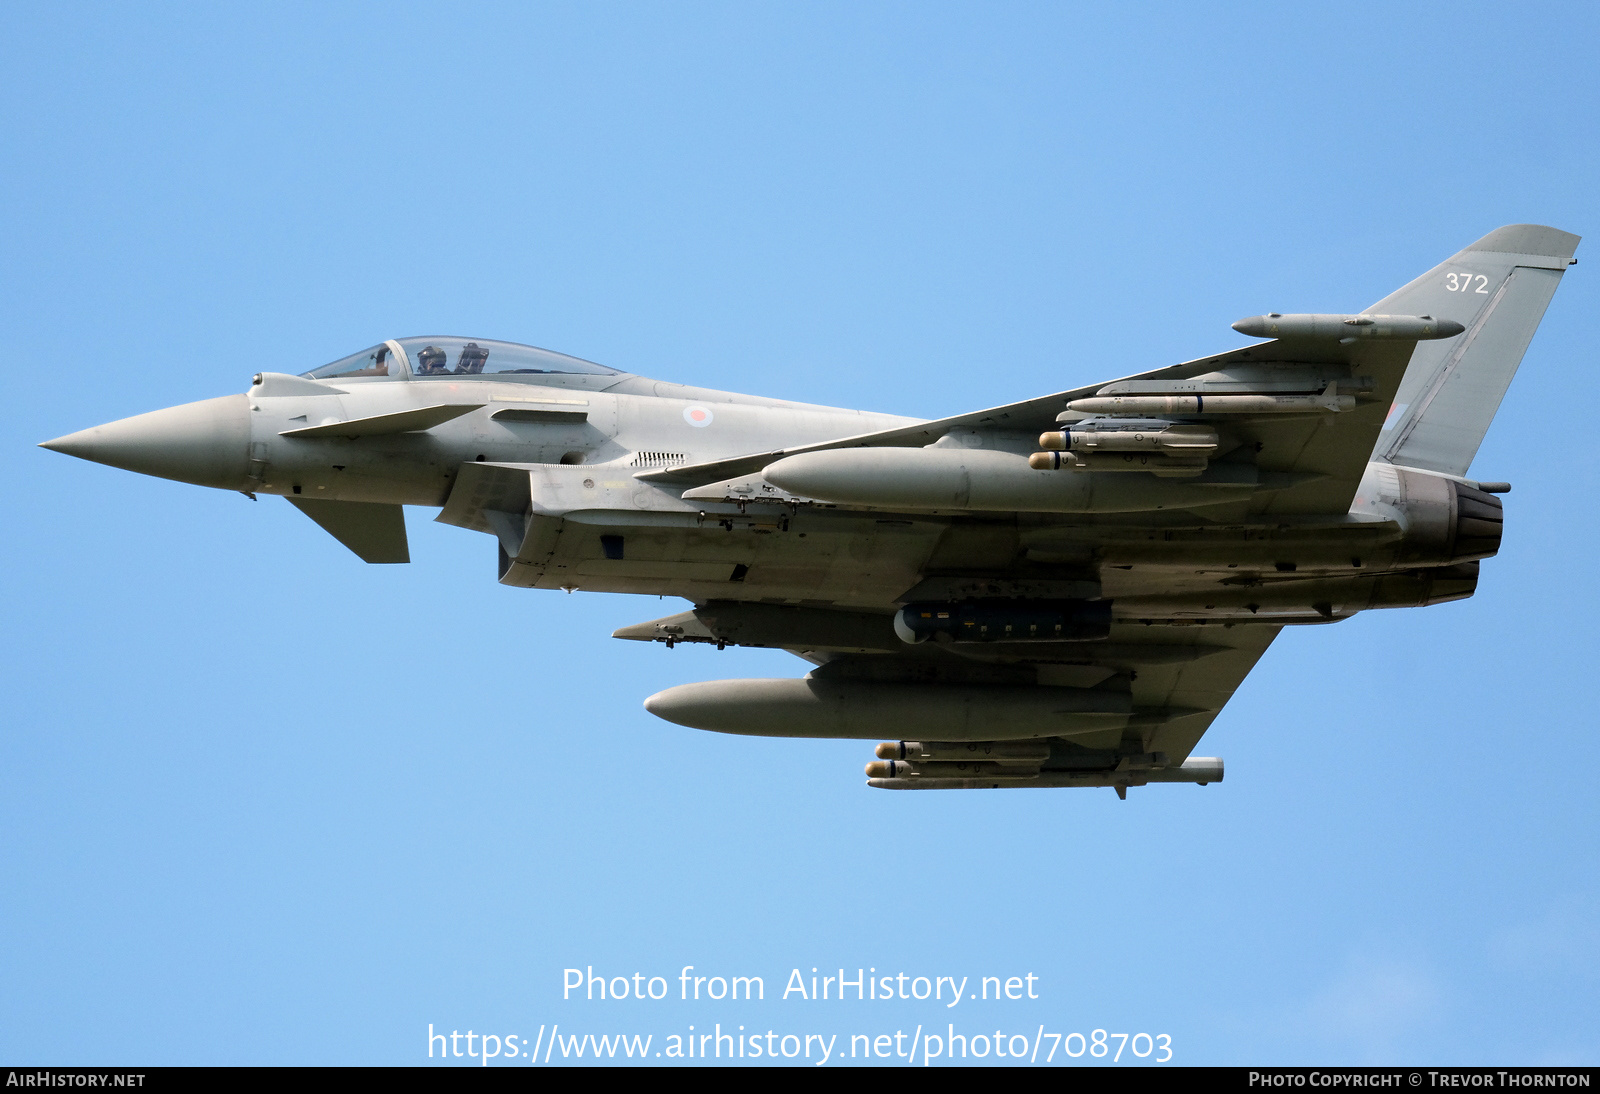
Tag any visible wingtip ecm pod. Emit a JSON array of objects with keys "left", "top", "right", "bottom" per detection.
[{"left": 1230, "top": 313, "right": 1466, "bottom": 342}]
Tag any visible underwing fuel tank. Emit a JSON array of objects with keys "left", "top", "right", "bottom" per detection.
[
  {"left": 763, "top": 447, "right": 1258, "bottom": 513},
  {"left": 893, "top": 599, "right": 1111, "bottom": 643},
  {"left": 643, "top": 677, "right": 1133, "bottom": 740}
]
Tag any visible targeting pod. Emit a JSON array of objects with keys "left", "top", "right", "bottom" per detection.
[{"left": 1231, "top": 313, "right": 1465, "bottom": 342}]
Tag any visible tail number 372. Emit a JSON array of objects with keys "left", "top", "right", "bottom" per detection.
[{"left": 1445, "top": 272, "right": 1490, "bottom": 293}]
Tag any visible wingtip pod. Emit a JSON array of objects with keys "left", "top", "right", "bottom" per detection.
[{"left": 1231, "top": 314, "right": 1465, "bottom": 341}]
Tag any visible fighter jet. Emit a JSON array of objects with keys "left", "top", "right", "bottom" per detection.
[{"left": 40, "top": 225, "right": 1578, "bottom": 796}]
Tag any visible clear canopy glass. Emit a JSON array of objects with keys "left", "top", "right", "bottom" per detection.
[
  {"left": 301, "top": 337, "right": 620, "bottom": 382},
  {"left": 303, "top": 343, "right": 400, "bottom": 380},
  {"left": 398, "top": 337, "right": 618, "bottom": 379}
]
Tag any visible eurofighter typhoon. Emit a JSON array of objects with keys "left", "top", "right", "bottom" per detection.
[{"left": 41, "top": 226, "right": 1578, "bottom": 796}]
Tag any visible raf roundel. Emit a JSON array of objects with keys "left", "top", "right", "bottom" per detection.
[{"left": 683, "top": 405, "right": 714, "bottom": 428}]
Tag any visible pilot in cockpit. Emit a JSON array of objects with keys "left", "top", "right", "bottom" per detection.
[
  {"left": 417, "top": 345, "right": 450, "bottom": 375},
  {"left": 457, "top": 342, "right": 489, "bottom": 375}
]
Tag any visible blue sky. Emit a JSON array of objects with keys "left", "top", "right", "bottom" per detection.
[{"left": 2, "top": 2, "right": 1596, "bottom": 1066}]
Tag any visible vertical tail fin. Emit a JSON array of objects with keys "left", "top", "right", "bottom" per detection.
[{"left": 1372, "top": 224, "right": 1579, "bottom": 477}]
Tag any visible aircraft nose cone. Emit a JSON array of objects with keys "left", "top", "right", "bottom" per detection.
[{"left": 40, "top": 394, "right": 252, "bottom": 490}]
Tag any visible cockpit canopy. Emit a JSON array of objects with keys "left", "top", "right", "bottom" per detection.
[{"left": 302, "top": 337, "right": 620, "bottom": 382}]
